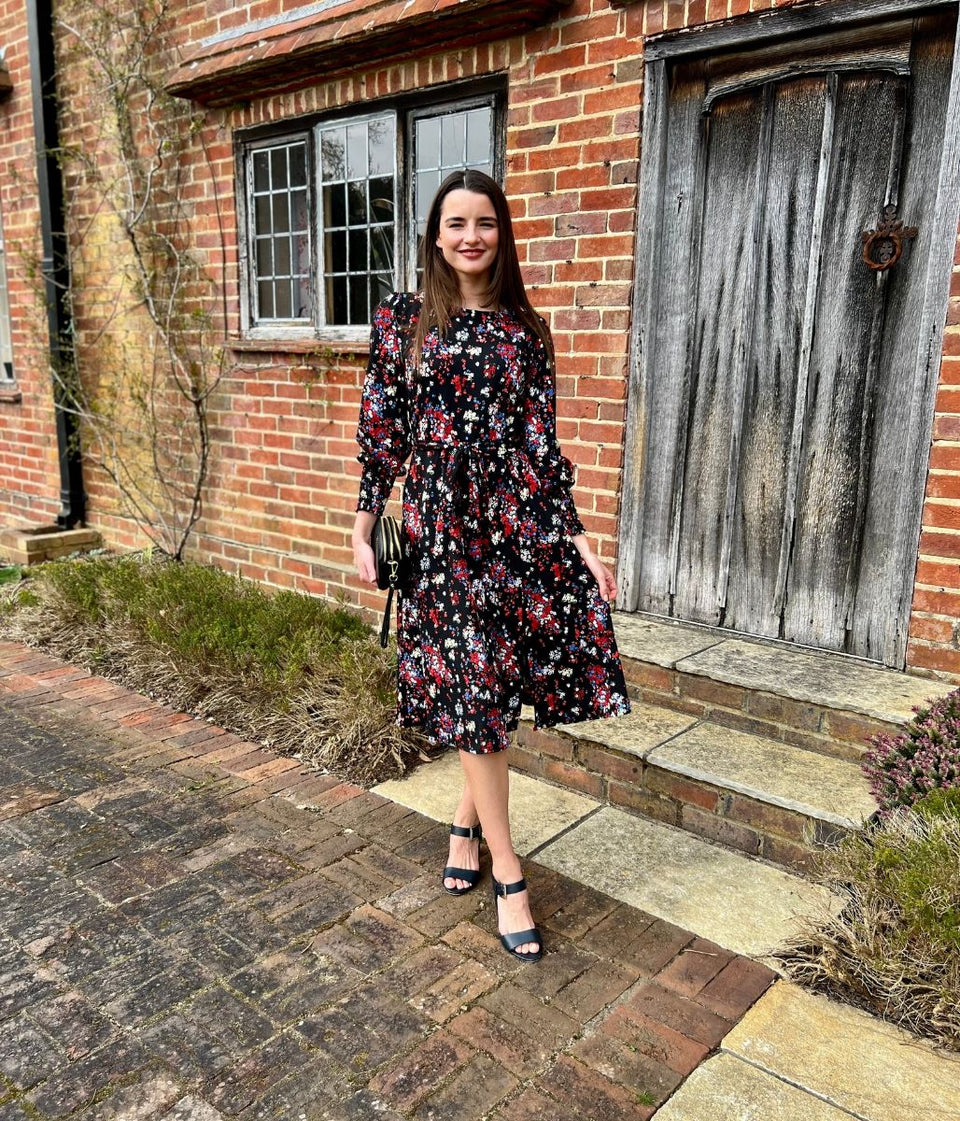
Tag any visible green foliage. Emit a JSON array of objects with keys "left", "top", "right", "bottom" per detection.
[
  {"left": 37, "top": 555, "right": 370, "bottom": 699},
  {"left": 4, "top": 554, "right": 421, "bottom": 782},
  {"left": 778, "top": 792, "right": 960, "bottom": 1050},
  {"left": 913, "top": 785, "right": 960, "bottom": 823},
  {"left": 0, "top": 566, "right": 22, "bottom": 585}
]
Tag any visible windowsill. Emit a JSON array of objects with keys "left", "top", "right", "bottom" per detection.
[
  {"left": 0, "top": 384, "right": 21, "bottom": 404},
  {"left": 228, "top": 335, "right": 370, "bottom": 357}
]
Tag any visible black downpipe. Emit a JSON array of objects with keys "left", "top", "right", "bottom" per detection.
[{"left": 26, "top": 0, "right": 85, "bottom": 527}]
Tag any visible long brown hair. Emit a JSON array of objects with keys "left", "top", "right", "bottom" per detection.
[{"left": 410, "top": 169, "right": 552, "bottom": 366}]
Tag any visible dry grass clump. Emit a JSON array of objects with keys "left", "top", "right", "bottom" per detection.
[
  {"left": 777, "top": 791, "right": 960, "bottom": 1051},
  {"left": 0, "top": 553, "right": 427, "bottom": 784}
]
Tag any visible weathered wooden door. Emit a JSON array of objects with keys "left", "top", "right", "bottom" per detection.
[{"left": 621, "top": 10, "right": 959, "bottom": 666}]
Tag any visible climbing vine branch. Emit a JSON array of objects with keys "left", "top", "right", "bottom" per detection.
[{"left": 50, "top": 0, "right": 229, "bottom": 559}]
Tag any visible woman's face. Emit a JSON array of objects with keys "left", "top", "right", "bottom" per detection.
[{"left": 435, "top": 189, "right": 499, "bottom": 289}]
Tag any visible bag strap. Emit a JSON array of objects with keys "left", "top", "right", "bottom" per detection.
[{"left": 379, "top": 585, "right": 394, "bottom": 649}]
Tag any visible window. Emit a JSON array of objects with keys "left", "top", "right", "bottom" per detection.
[
  {"left": 0, "top": 205, "right": 13, "bottom": 383},
  {"left": 249, "top": 139, "right": 311, "bottom": 323},
  {"left": 239, "top": 85, "right": 503, "bottom": 338}
]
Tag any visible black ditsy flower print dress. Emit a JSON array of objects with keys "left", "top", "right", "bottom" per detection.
[{"left": 356, "top": 292, "right": 631, "bottom": 754}]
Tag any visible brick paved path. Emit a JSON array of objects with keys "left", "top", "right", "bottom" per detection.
[{"left": 0, "top": 642, "right": 774, "bottom": 1120}]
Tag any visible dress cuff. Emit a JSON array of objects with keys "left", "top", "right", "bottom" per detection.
[{"left": 356, "top": 464, "right": 396, "bottom": 517}]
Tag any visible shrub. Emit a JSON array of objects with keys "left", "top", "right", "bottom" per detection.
[
  {"left": 778, "top": 791, "right": 960, "bottom": 1051},
  {"left": 0, "top": 554, "right": 424, "bottom": 782},
  {"left": 862, "top": 689, "right": 960, "bottom": 815}
]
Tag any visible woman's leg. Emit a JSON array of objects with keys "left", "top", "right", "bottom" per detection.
[{"left": 458, "top": 748, "right": 539, "bottom": 956}]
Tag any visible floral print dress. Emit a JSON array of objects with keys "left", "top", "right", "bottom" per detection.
[{"left": 356, "top": 292, "right": 631, "bottom": 754}]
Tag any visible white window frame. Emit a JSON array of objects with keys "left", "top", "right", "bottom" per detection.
[{"left": 237, "top": 81, "right": 505, "bottom": 343}]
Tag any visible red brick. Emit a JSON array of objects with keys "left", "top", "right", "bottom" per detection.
[
  {"left": 621, "top": 918, "right": 694, "bottom": 977},
  {"left": 653, "top": 938, "right": 735, "bottom": 997},
  {"left": 570, "top": 1031, "right": 681, "bottom": 1107},
  {"left": 722, "top": 794, "right": 809, "bottom": 841},
  {"left": 543, "top": 757, "right": 604, "bottom": 797},
  {"left": 624, "top": 982, "right": 731, "bottom": 1048},
  {"left": 824, "top": 710, "right": 898, "bottom": 747},
  {"left": 515, "top": 724, "right": 574, "bottom": 761},
  {"left": 680, "top": 675, "right": 746, "bottom": 710},
  {"left": 695, "top": 957, "right": 776, "bottom": 1020},
  {"left": 447, "top": 1006, "right": 552, "bottom": 1078},
  {"left": 368, "top": 1033, "right": 473, "bottom": 1111},
  {"left": 577, "top": 743, "right": 642, "bottom": 785},
  {"left": 621, "top": 661, "right": 676, "bottom": 692},
  {"left": 682, "top": 805, "right": 761, "bottom": 854},
  {"left": 758, "top": 832, "right": 817, "bottom": 873},
  {"left": 607, "top": 780, "right": 679, "bottom": 825},
  {"left": 600, "top": 1002, "right": 711, "bottom": 1077},
  {"left": 506, "top": 742, "right": 545, "bottom": 777},
  {"left": 552, "top": 958, "right": 638, "bottom": 1021},
  {"left": 536, "top": 1056, "right": 655, "bottom": 1121},
  {"left": 744, "top": 691, "right": 824, "bottom": 732},
  {"left": 645, "top": 768, "right": 719, "bottom": 813}
]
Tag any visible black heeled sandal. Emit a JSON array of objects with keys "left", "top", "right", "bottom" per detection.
[
  {"left": 442, "top": 823, "right": 483, "bottom": 896},
  {"left": 492, "top": 875, "right": 543, "bottom": 963}
]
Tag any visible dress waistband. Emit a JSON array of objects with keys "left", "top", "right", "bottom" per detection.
[
  {"left": 414, "top": 440, "right": 523, "bottom": 517},
  {"left": 416, "top": 439, "right": 522, "bottom": 453}
]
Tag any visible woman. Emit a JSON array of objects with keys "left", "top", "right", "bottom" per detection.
[{"left": 352, "top": 169, "right": 630, "bottom": 963}]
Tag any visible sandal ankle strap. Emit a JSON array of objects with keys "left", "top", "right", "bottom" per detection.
[
  {"left": 450, "top": 823, "right": 482, "bottom": 841},
  {"left": 493, "top": 875, "right": 527, "bottom": 898}
]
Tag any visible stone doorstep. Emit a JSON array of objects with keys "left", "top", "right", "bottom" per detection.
[
  {"left": 515, "top": 708, "right": 876, "bottom": 873},
  {"left": 612, "top": 613, "right": 955, "bottom": 751}
]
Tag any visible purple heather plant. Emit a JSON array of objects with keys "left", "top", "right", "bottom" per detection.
[{"left": 863, "top": 688, "right": 960, "bottom": 815}]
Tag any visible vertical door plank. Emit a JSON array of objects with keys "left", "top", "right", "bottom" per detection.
[
  {"left": 672, "top": 89, "right": 765, "bottom": 625},
  {"left": 724, "top": 75, "right": 831, "bottom": 637},
  {"left": 782, "top": 73, "right": 903, "bottom": 650},
  {"left": 618, "top": 60, "right": 668, "bottom": 613},
  {"left": 632, "top": 62, "right": 707, "bottom": 615},
  {"left": 850, "top": 12, "right": 957, "bottom": 663}
]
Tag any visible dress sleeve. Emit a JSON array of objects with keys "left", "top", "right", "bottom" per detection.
[
  {"left": 523, "top": 320, "right": 586, "bottom": 538},
  {"left": 356, "top": 296, "right": 412, "bottom": 516}
]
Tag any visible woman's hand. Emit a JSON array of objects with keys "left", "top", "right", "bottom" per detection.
[
  {"left": 570, "top": 534, "right": 617, "bottom": 603},
  {"left": 353, "top": 511, "right": 378, "bottom": 585}
]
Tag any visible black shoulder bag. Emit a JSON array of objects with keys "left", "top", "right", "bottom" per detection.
[{"left": 371, "top": 514, "right": 405, "bottom": 648}]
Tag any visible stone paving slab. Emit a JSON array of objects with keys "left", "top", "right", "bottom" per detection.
[
  {"left": 646, "top": 723, "right": 876, "bottom": 828},
  {"left": 723, "top": 981, "right": 960, "bottom": 1121},
  {"left": 611, "top": 615, "right": 723, "bottom": 669},
  {"left": 653, "top": 1052, "right": 854, "bottom": 1120},
  {"left": 536, "top": 808, "right": 837, "bottom": 958},
  {"left": 675, "top": 638, "right": 953, "bottom": 724},
  {"left": 374, "top": 750, "right": 600, "bottom": 856},
  {"left": 556, "top": 703, "right": 698, "bottom": 758},
  {"left": 0, "top": 644, "right": 776, "bottom": 1120}
]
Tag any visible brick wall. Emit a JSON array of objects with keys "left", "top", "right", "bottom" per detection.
[
  {"left": 0, "top": 0, "right": 62, "bottom": 528},
  {"left": 2, "top": 0, "right": 960, "bottom": 679}
]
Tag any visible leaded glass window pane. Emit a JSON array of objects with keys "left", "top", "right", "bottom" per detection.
[
  {"left": 318, "top": 113, "right": 396, "bottom": 328},
  {"left": 413, "top": 104, "right": 495, "bottom": 282},
  {"left": 249, "top": 138, "right": 312, "bottom": 323}
]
